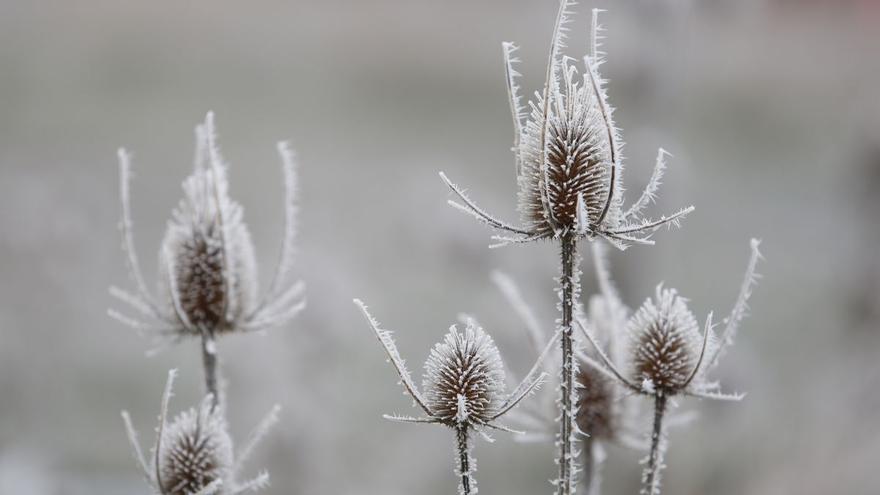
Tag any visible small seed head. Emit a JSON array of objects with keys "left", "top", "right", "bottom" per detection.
[
  {"left": 158, "top": 399, "right": 234, "bottom": 495},
  {"left": 628, "top": 287, "right": 702, "bottom": 396},
  {"left": 423, "top": 322, "right": 507, "bottom": 427}
]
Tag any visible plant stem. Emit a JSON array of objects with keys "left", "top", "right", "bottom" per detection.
[
  {"left": 200, "top": 328, "right": 220, "bottom": 411},
  {"left": 456, "top": 425, "right": 475, "bottom": 495},
  {"left": 644, "top": 394, "right": 667, "bottom": 495},
  {"left": 558, "top": 232, "right": 579, "bottom": 495}
]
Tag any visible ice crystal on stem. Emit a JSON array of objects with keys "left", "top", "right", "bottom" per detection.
[
  {"left": 579, "top": 239, "right": 763, "bottom": 495},
  {"left": 354, "top": 299, "right": 555, "bottom": 495},
  {"left": 109, "top": 112, "right": 306, "bottom": 404},
  {"left": 121, "top": 370, "right": 278, "bottom": 495}
]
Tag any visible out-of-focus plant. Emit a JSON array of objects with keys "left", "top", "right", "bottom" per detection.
[
  {"left": 109, "top": 113, "right": 304, "bottom": 494},
  {"left": 121, "top": 370, "right": 279, "bottom": 495},
  {"left": 109, "top": 112, "right": 305, "bottom": 404}
]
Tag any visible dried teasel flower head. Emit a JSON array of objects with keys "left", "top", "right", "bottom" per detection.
[
  {"left": 354, "top": 299, "right": 555, "bottom": 431},
  {"left": 422, "top": 323, "right": 508, "bottom": 427},
  {"left": 575, "top": 363, "right": 616, "bottom": 440},
  {"left": 158, "top": 396, "right": 234, "bottom": 494},
  {"left": 580, "top": 239, "right": 764, "bottom": 401},
  {"left": 157, "top": 119, "right": 258, "bottom": 334},
  {"left": 627, "top": 286, "right": 704, "bottom": 396},
  {"left": 440, "top": 4, "right": 693, "bottom": 249},
  {"left": 122, "top": 370, "right": 279, "bottom": 495},
  {"left": 110, "top": 112, "right": 306, "bottom": 348}
]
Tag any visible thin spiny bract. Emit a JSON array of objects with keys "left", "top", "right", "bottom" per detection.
[
  {"left": 438, "top": 4, "right": 692, "bottom": 494},
  {"left": 354, "top": 299, "right": 555, "bottom": 495},
  {"left": 109, "top": 112, "right": 306, "bottom": 402},
  {"left": 122, "top": 370, "right": 279, "bottom": 495},
  {"left": 579, "top": 239, "right": 763, "bottom": 495}
]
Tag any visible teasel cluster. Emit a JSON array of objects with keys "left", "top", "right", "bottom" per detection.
[
  {"left": 110, "top": 113, "right": 304, "bottom": 493},
  {"left": 439, "top": 3, "right": 692, "bottom": 494},
  {"left": 579, "top": 239, "right": 763, "bottom": 495},
  {"left": 354, "top": 299, "right": 556, "bottom": 495}
]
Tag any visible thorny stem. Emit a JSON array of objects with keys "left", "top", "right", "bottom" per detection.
[
  {"left": 200, "top": 328, "right": 220, "bottom": 411},
  {"left": 558, "top": 232, "right": 578, "bottom": 495},
  {"left": 456, "top": 425, "right": 475, "bottom": 495},
  {"left": 644, "top": 394, "right": 667, "bottom": 495}
]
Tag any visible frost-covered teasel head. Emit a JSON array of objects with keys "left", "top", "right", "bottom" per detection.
[
  {"left": 109, "top": 112, "right": 306, "bottom": 346},
  {"left": 440, "top": 5, "right": 693, "bottom": 249},
  {"left": 580, "top": 239, "right": 764, "bottom": 400},
  {"left": 627, "top": 286, "right": 705, "bottom": 396},
  {"left": 355, "top": 299, "right": 556, "bottom": 495},
  {"left": 121, "top": 370, "right": 280, "bottom": 495},
  {"left": 422, "top": 323, "right": 507, "bottom": 427},
  {"left": 355, "top": 300, "right": 553, "bottom": 431}
]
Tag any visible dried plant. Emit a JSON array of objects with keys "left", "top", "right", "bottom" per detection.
[
  {"left": 354, "top": 299, "right": 555, "bottom": 495},
  {"left": 109, "top": 112, "right": 306, "bottom": 404},
  {"left": 579, "top": 239, "right": 763, "bottom": 495},
  {"left": 439, "top": 3, "right": 692, "bottom": 493},
  {"left": 121, "top": 370, "right": 279, "bottom": 495}
]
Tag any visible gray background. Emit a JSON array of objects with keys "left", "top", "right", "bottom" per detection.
[{"left": 1, "top": 0, "right": 878, "bottom": 494}]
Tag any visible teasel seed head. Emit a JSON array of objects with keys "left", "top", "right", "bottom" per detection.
[
  {"left": 627, "top": 286, "right": 704, "bottom": 396},
  {"left": 423, "top": 322, "right": 508, "bottom": 427},
  {"left": 575, "top": 363, "right": 616, "bottom": 440},
  {"left": 110, "top": 112, "right": 306, "bottom": 348},
  {"left": 158, "top": 397, "right": 234, "bottom": 494},
  {"left": 439, "top": 5, "right": 694, "bottom": 249},
  {"left": 122, "top": 370, "right": 278, "bottom": 495},
  {"left": 158, "top": 123, "right": 259, "bottom": 334}
]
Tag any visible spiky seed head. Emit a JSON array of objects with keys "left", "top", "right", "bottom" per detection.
[
  {"left": 159, "top": 135, "right": 258, "bottom": 334},
  {"left": 575, "top": 363, "right": 616, "bottom": 440},
  {"left": 158, "top": 398, "right": 234, "bottom": 495},
  {"left": 422, "top": 322, "right": 507, "bottom": 427},
  {"left": 518, "top": 58, "right": 620, "bottom": 237},
  {"left": 628, "top": 286, "right": 703, "bottom": 396}
]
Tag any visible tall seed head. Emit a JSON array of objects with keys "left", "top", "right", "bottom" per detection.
[
  {"left": 423, "top": 322, "right": 507, "bottom": 427},
  {"left": 519, "top": 59, "right": 619, "bottom": 237},
  {"left": 628, "top": 287, "right": 703, "bottom": 396},
  {"left": 159, "top": 129, "right": 258, "bottom": 333},
  {"left": 158, "top": 398, "right": 234, "bottom": 495}
]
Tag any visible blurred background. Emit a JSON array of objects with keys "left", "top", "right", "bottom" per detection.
[{"left": 0, "top": 0, "right": 878, "bottom": 493}]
